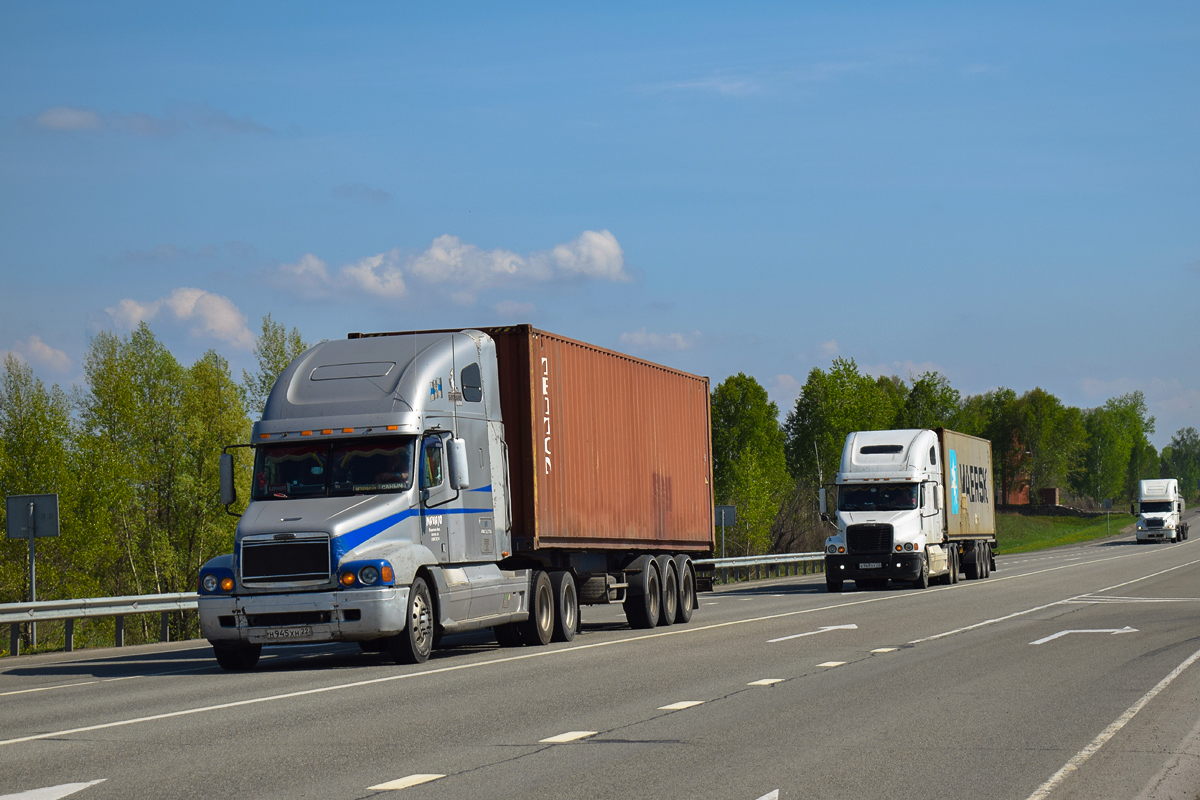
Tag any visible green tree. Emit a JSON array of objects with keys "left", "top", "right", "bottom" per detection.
[
  {"left": 1019, "top": 388, "right": 1085, "bottom": 502},
  {"left": 710, "top": 374, "right": 790, "bottom": 556},
  {"left": 783, "top": 358, "right": 895, "bottom": 484},
  {"left": 242, "top": 313, "right": 307, "bottom": 418},
  {"left": 1162, "top": 427, "right": 1200, "bottom": 501},
  {"left": 895, "top": 371, "right": 960, "bottom": 430}
]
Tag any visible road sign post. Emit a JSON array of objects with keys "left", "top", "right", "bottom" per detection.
[
  {"left": 1102, "top": 498, "right": 1112, "bottom": 537},
  {"left": 715, "top": 505, "right": 736, "bottom": 583},
  {"left": 6, "top": 493, "right": 60, "bottom": 649}
]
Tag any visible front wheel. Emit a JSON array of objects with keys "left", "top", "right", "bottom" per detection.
[
  {"left": 387, "top": 577, "right": 434, "bottom": 664},
  {"left": 911, "top": 555, "right": 929, "bottom": 590},
  {"left": 826, "top": 576, "right": 843, "bottom": 593},
  {"left": 214, "top": 643, "right": 262, "bottom": 671}
]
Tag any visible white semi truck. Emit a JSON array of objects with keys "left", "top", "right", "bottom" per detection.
[
  {"left": 1134, "top": 479, "right": 1188, "bottom": 543},
  {"left": 821, "top": 428, "right": 997, "bottom": 592},
  {"left": 198, "top": 326, "right": 714, "bottom": 670}
]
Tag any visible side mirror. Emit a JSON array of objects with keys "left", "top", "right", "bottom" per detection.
[
  {"left": 219, "top": 453, "right": 237, "bottom": 507},
  {"left": 818, "top": 488, "right": 827, "bottom": 515},
  {"left": 448, "top": 437, "right": 470, "bottom": 490}
]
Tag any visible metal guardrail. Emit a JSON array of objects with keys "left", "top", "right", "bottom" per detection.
[
  {"left": 2, "top": 592, "right": 198, "bottom": 656},
  {"left": 693, "top": 551, "right": 826, "bottom": 584}
]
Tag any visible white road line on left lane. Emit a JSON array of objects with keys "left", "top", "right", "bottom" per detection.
[
  {"left": 540, "top": 731, "right": 597, "bottom": 743},
  {"left": 0, "top": 779, "right": 105, "bottom": 800},
  {"left": 367, "top": 774, "right": 444, "bottom": 791}
]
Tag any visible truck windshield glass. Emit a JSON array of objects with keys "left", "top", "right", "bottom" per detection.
[
  {"left": 839, "top": 484, "right": 918, "bottom": 512},
  {"left": 253, "top": 438, "right": 415, "bottom": 500},
  {"left": 1141, "top": 501, "right": 1172, "bottom": 513}
]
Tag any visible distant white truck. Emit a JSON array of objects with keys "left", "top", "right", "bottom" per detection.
[
  {"left": 1134, "top": 479, "right": 1188, "bottom": 543},
  {"left": 821, "top": 428, "right": 997, "bottom": 591}
]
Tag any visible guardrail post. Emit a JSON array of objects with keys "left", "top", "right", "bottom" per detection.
[
  {"left": 9, "top": 623, "right": 18, "bottom": 657},
  {"left": 115, "top": 615, "right": 124, "bottom": 647},
  {"left": 160, "top": 611, "right": 169, "bottom": 643},
  {"left": 65, "top": 619, "right": 74, "bottom": 652}
]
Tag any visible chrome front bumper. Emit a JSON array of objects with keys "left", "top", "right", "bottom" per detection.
[{"left": 199, "top": 587, "right": 410, "bottom": 645}]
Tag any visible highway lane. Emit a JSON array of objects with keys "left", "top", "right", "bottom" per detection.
[{"left": 3, "top": 518, "right": 1200, "bottom": 800}]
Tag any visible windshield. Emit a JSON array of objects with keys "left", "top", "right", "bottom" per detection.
[
  {"left": 252, "top": 437, "right": 415, "bottom": 500},
  {"left": 1140, "top": 501, "right": 1173, "bottom": 514},
  {"left": 838, "top": 483, "right": 918, "bottom": 512}
]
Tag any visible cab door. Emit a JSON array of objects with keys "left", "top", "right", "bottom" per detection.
[{"left": 419, "top": 431, "right": 468, "bottom": 563}]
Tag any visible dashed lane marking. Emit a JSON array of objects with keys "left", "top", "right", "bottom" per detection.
[
  {"left": 540, "top": 731, "right": 597, "bottom": 743},
  {"left": 367, "top": 774, "right": 445, "bottom": 791},
  {"left": 769, "top": 623, "right": 857, "bottom": 643},
  {"left": 754, "top": 791, "right": 780, "bottom": 800},
  {"left": 816, "top": 661, "right": 845, "bottom": 667},
  {"left": 871, "top": 648, "right": 897, "bottom": 653},
  {"left": 748, "top": 679, "right": 783, "bottom": 686},
  {"left": 658, "top": 701, "right": 704, "bottom": 710}
]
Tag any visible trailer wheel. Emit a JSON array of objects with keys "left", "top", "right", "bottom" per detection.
[
  {"left": 964, "top": 544, "right": 980, "bottom": 580},
  {"left": 980, "top": 544, "right": 990, "bottom": 579},
  {"left": 214, "top": 643, "right": 261, "bottom": 671},
  {"left": 826, "top": 576, "right": 843, "bottom": 593},
  {"left": 493, "top": 623, "right": 523, "bottom": 648},
  {"left": 388, "top": 576, "right": 434, "bottom": 664},
  {"left": 549, "top": 571, "right": 579, "bottom": 642},
  {"left": 623, "top": 555, "right": 661, "bottom": 629},
  {"left": 655, "top": 555, "right": 678, "bottom": 627},
  {"left": 518, "top": 570, "right": 555, "bottom": 646},
  {"left": 950, "top": 547, "right": 959, "bottom": 584},
  {"left": 672, "top": 555, "right": 695, "bottom": 624}
]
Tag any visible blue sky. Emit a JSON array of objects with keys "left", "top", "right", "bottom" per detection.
[{"left": 2, "top": 2, "right": 1197, "bottom": 445}]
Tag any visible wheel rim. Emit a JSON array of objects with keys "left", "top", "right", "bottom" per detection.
[
  {"left": 562, "top": 583, "right": 577, "bottom": 632},
  {"left": 647, "top": 573, "right": 660, "bottom": 620},
  {"left": 411, "top": 589, "right": 433, "bottom": 652},
  {"left": 664, "top": 571, "right": 678, "bottom": 618},
  {"left": 537, "top": 583, "right": 553, "bottom": 632}
]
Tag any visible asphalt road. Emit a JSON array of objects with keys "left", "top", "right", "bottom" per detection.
[{"left": 4, "top": 513, "right": 1200, "bottom": 800}]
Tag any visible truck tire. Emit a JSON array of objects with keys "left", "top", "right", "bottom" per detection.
[
  {"left": 949, "top": 547, "right": 959, "bottom": 584},
  {"left": 623, "top": 555, "right": 661, "bottom": 629},
  {"left": 673, "top": 555, "right": 695, "bottom": 624},
  {"left": 981, "top": 544, "right": 990, "bottom": 578},
  {"left": 655, "top": 555, "right": 678, "bottom": 627},
  {"left": 214, "top": 643, "right": 261, "bottom": 671},
  {"left": 911, "top": 555, "right": 929, "bottom": 590},
  {"left": 519, "top": 570, "right": 555, "bottom": 646},
  {"left": 493, "top": 623, "right": 523, "bottom": 648},
  {"left": 549, "top": 571, "right": 579, "bottom": 642},
  {"left": 964, "top": 544, "right": 980, "bottom": 580},
  {"left": 826, "top": 576, "right": 843, "bottom": 593},
  {"left": 388, "top": 576, "right": 435, "bottom": 664}
]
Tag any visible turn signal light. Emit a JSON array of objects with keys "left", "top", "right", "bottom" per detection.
[
  {"left": 381, "top": 565, "right": 394, "bottom": 582},
  {"left": 339, "top": 571, "right": 356, "bottom": 587},
  {"left": 837, "top": 546, "right": 845, "bottom": 554},
  {"left": 220, "top": 577, "right": 234, "bottom": 592}
]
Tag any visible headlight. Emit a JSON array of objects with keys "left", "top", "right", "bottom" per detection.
[
  {"left": 827, "top": 544, "right": 838, "bottom": 554},
  {"left": 202, "top": 574, "right": 218, "bottom": 592},
  {"left": 903, "top": 543, "right": 913, "bottom": 551},
  {"left": 359, "top": 565, "right": 380, "bottom": 585}
]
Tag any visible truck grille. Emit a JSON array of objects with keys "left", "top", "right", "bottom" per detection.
[
  {"left": 1145, "top": 518, "right": 1164, "bottom": 529},
  {"left": 846, "top": 524, "right": 894, "bottom": 554},
  {"left": 241, "top": 535, "right": 330, "bottom": 584}
]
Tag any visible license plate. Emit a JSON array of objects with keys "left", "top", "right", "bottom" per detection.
[
  {"left": 265, "top": 626, "right": 313, "bottom": 639},
  {"left": 859, "top": 562, "right": 882, "bottom": 569}
]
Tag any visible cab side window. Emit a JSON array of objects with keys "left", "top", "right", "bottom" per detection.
[
  {"left": 421, "top": 438, "right": 445, "bottom": 489},
  {"left": 461, "top": 362, "right": 483, "bottom": 403}
]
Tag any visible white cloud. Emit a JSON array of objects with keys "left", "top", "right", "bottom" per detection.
[
  {"left": 6, "top": 336, "right": 72, "bottom": 372},
  {"left": 860, "top": 359, "right": 944, "bottom": 379},
  {"left": 32, "top": 104, "right": 268, "bottom": 137},
  {"left": 819, "top": 339, "right": 839, "bottom": 356},
  {"left": 35, "top": 106, "right": 102, "bottom": 130},
  {"left": 106, "top": 288, "right": 254, "bottom": 349},
  {"left": 618, "top": 328, "right": 699, "bottom": 351},
  {"left": 493, "top": 300, "right": 536, "bottom": 318},
  {"left": 271, "top": 230, "right": 629, "bottom": 304},
  {"left": 341, "top": 250, "right": 406, "bottom": 299}
]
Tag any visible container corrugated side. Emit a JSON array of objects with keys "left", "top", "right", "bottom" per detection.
[
  {"left": 938, "top": 429, "right": 997, "bottom": 539},
  {"left": 489, "top": 326, "right": 714, "bottom": 553}
]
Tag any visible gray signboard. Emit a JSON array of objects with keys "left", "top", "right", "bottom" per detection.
[
  {"left": 6, "top": 493, "right": 60, "bottom": 539},
  {"left": 715, "top": 505, "right": 736, "bottom": 526}
]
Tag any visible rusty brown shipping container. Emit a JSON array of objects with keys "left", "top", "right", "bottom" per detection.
[{"left": 487, "top": 325, "right": 714, "bottom": 554}]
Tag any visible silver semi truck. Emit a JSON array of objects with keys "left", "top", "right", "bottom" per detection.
[
  {"left": 198, "top": 326, "right": 714, "bottom": 670},
  {"left": 821, "top": 428, "right": 997, "bottom": 591}
]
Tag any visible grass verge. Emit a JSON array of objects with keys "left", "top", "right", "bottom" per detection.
[{"left": 997, "top": 512, "right": 1134, "bottom": 554}]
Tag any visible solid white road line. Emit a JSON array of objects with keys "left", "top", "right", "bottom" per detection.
[
  {"left": 540, "top": 731, "right": 597, "bottom": 743},
  {"left": 659, "top": 701, "right": 703, "bottom": 710},
  {"left": 367, "top": 774, "right": 444, "bottom": 791},
  {"left": 1025, "top": 643, "right": 1200, "bottom": 800},
  {"left": 0, "top": 780, "right": 105, "bottom": 800}
]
